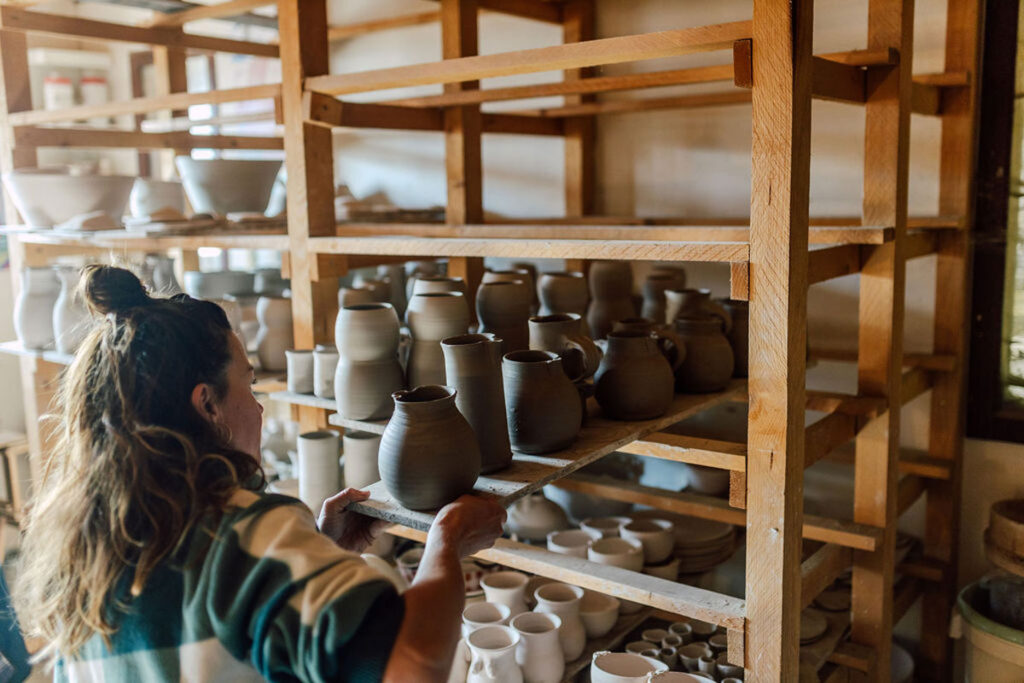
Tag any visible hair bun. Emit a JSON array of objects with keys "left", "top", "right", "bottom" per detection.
[{"left": 81, "top": 265, "right": 150, "bottom": 316}]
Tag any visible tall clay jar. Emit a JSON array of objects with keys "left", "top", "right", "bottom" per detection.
[
  {"left": 586, "top": 261, "right": 635, "bottom": 339},
  {"left": 476, "top": 281, "right": 530, "bottom": 353},
  {"left": 594, "top": 330, "right": 675, "bottom": 420},
  {"left": 674, "top": 317, "right": 735, "bottom": 393},
  {"left": 255, "top": 296, "right": 293, "bottom": 372},
  {"left": 378, "top": 385, "right": 481, "bottom": 510},
  {"left": 483, "top": 268, "right": 535, "bottom": 314},
  {"left": 53, "top": 266, "right": 89, "bottom": 355},
  {"left": 406, "top": 292, "right": 470, "bottom": 387},
  {"left": 664, "top": 288, "right": 731, "bottom": 332},
  {"left": 377, "top": 263, "right": 408, "bottom": 318},
  {"left": 334, "top": 303, "right": 405, "bottom": 420},
  {"left": 14, "top": 267, "right": 59, "bottom": 350},
  {"left": 537, "top": 271, "right": 590, "bottom": 333},
  {"left": 442, "top": 334, "right": 513, "bottom": 474},
  {"left": 720, "top": 299, "right": 748, "bottom": 377},
  {"left": 641, "top": 272, "right": 680, "bottom": 324},
  {"left": 343, "top": 430, "right": 382, "bottom": 489},
  {"left": 502, "top": 350, "right": 582, "bottom": 455}
]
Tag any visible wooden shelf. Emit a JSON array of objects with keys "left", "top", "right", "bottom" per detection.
[
  {"left": 14, "top": 126, "right": 282, "bottom": 151},
  {"left": 345, "top": 382, "right": 745, "bottom": 527},
  {"left": 0, "top": 340, "right": 73, "bottom": 365},
  {"left": 268, "top": 391, "right": 335, "bottom": 411},
  {"left": 3, "top": 228, "right": 290, "bottom": 252}
]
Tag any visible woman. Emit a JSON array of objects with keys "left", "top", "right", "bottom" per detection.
[{"left": 14, "top": 265, "right": 506, "bottom": 682}]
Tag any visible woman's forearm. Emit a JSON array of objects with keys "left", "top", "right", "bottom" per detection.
[{"left": 382, "top": 536, "right": 465, "bottom": 683}]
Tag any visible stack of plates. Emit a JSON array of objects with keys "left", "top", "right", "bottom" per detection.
[
  {"left": 657, "top": 513, "right": 737, "bottom": 575},
  {"left": 800, "top": 609, "right": 829, "bottom": 646}
]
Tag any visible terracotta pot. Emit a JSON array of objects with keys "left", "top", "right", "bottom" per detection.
[
  {"left": 611, "top": 317, "right": 685, "bottom": 370},
  {"left": 476, "top": 281, "right": 530, "bottom": 353},
  {"left": 674, "top": 317, "right": 734, "bottom": 393},
  {"left": 338, "top": 286, "right": 375, "bottom": 308},
  {"left": 407, "top": 292, "right": 469, "bottom": 386},
  {"left": 466, "top": 625, "right": 523, "bottom": 683},
  {"left": 334, "top": 303, "right": 405, "bottom": 420},
  {"left": 533, "top": 583, "right": 586, "bottom": 662},
  {"left": 175, "top": 157, "right": 282, "bottom": 216},
  {"left": 412, "top": 275, "right": 465, "bottom": 296},
  {"left": 343, "top": 430, "right": 382, "bottom": 490},
  {"left": 720, "top": 299, "right": 748, "bottom": 377},
  {"left": 511, "top": 612, "right": 564, "bottom": 683},
  {"left": 483, "top": 268, "right": 535, "bottom": 313},
  {"left": 502, "top": 350, "right": 582, "bottom": 455},
  {"left": 528, "top": 313, "right": 602, "bottom": 382},
  {"left": 641, "top": 272, "right": 683, "bottom": 323},
  {"left": 537, "top": 271, "right": 589, "bottom": 330},
  {"left": 255, "top": 296, "right": 292, "bottom": 372},
  {"left": 664, "top": 288, "right": 731, "bottom": 332},
  {"left": 442, "top": 333, "right": 513, "bottom": 473},
  {"left": 594, "top": 330, "right": 675, "bottom": 420},
  {"left": 52, "top": 266, "right": 89, "bottom": 355},
  {"left": 378, "top": 385, "right": 481, "bottom": 510}
]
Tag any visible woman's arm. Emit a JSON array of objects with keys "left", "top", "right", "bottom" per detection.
[{"left": 383, "top": 495, "right": 506, "bottom": 683}]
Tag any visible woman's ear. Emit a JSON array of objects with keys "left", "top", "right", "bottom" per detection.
[{"left": 190, "top": 383, "right": 220, "bottom": 424}]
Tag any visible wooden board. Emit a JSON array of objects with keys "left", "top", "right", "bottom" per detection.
[
  {"left": 268, "top": 390, "right": 335, "bottom": 411},
  {"left": 4, "top": 228, "right": 290, "bottom": 252},
  {"left": 143, "top": 0, "right": 274, "bottom": 27},
  {"left": 14, "top": 126, "right": 282, "bottom": 151}
]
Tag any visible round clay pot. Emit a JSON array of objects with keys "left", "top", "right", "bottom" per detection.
[
  {"left": 334, "top": 303, "right": 405, "bottom": 420},
  {"left": 477, "top": 281, "right": 530, "bottom": 353},
  {"left": 335, "top": 303, "right": 401, "bottom": 362},
  {"left": 665, "top": 288, "right": 731, "bottom": 332},
  {"left": 442, "top": 333, "right": 512, "bottom": 474},
  {"left": 537, "top": 271, "right": 589, "bottom": 328},
  {"left": 641, "top": 272, "right": 681, "bottom": 324},
  {"left": 378, "top": 385, "right": 481, "bottom": 510},
  {"left": 674, "top": 317, "right": 734, "bottom": 393},
  {"left": 483, "top": 268, "right": 535, "bottom": 313},
  {"left": 412, "top": 275, "right": 465, "bottom": 296},
  {"left": 502, "top": 350, "right": 582, "bottom": 455},
  {"left": 353, "top": 275, "right": 391, "bottom": 303},
  {"left": 404, "top": 260, "right": 442, "bottom": 302},
  {"left": 720, "top": 299, "right": 748, "bottom": 377},
  {"left": 129, "top": 178, "right": 184, "bottom": 218},
  {"left": 611, "top": 317, "right": 685, "bottom": 370},
  {"left": 407, "top": 292, "right": 470, "bottom": 340},
  {"left": 255, "top": 296, "right": 293, "bottom": 372},
  {"left": 52, "top": 266, "right": 89, "bottom": 355},
  {"left": 594, "top": 330, "right": 675, "bottom": 420},
  {"left": 527, "top": 313, "right": 602, "bottom": 382}
]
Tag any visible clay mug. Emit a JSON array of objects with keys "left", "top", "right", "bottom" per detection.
[
  {"left": 641, "top": 271, "right": 685, "bottom": 323},
  {"left": 527, "top": 313, "right": 602, "bottom": 381},
  {"left": 579, "top": 590, "right": 620, "bottom": 639},
  {"left": 594, "top": 330, "right": 675, "bottom": 421},
  {"left": 664, "top": 288, "right": 731, "bottom": 332},
  {"left": 720, "top": 298, "right": 748, "bottom": 377},
  {"left": 476, "top": 281, "right": 530, "bottom": 353},
  {"left": 502, "top": 350, "right": 582, "bottom": 455},
  {"left": 673, "top": 316, "right": 735, "bottom": 393},
  {"left": 620, "top": 518, "right": 675, "bottom": 564},
  {"left": 510, "top": 612, "right": 564, "bottom": 683},
  {"left": 466, "top": 625, "right": 522, "bottom": 683},
  {"left": 533, "top": 583, "right": 586, "bottom": 662},
  {"left": 611, "top": 317, "right": 686, "bottom": 370},
  {"left": 546, "top": 529, "right": 599, "bottom": 559},
  {"left": 481, "top": 571, "right": 530, "bottom": 617}
]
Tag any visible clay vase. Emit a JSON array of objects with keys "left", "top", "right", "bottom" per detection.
[
  {"left": 14, "top": 267, "right": 59, "bottom": 350},
  {"left": 476, "top": 281, "right": 530, "bottom": 353},
  {"left": 442, "top": 334, "right": 513, "bottom": 474},
  {"left": 527, "top": 313, "right": 602, "bottom": 382},
  {"left": 53, "top": 266, "right": 89, "bottom": 355},
  {"left": 641, "top": 271, "right": 684, "bottom": 323},
  {"left": 510, "top": 261, "right": 541, "bottom": 312},
  {"left": 511, "top": 612, "right": 564, "bottom": 683},
  {"left": 377, "top": 263, "right": 408, "bottom": 318},
  {"left": 466, "top": 625, "right": 523, "bottom": 683},
  {"left": 533, "top": 583, "right": 586, "bottom": 662},
  {"left": 587, "top": 261, "right": 635, "bottom": 339},
  {"left": 594, "top": 330, "right": 675, "bottom": 420},
  {"left": 720, "top": 299, "right": 748, "bottom": 377},
  {"left": 146, "top": 254, "right": 181, "bottom": 295},
  {"left": 285, "top": 349, "right": 314, "bottom": 394},
  {"left": 343, "top": 430, "right": 381, "bottom": 489},
  {"left": 255, "top": 296, "right": 293, "bottom": 372},
  {"left": 339, "top": 286, "right": 375, "bottom": 308},
  {"left": 405, "top": 260, "right": 442, "bottom": 302},
  {"left": 354, "top": 275, "right": 391, "bottom": 304},
  {"left": 664, "top": 288, "right": 731, "bottom": 332},
  {"left": 378, "top": 385, "right": 481, "bottom": 510},
  {"left": 334, "top": 303, "right": 405, "bottom": 420},
  {"left": 411, "top": 275, "right": 465, "bottom": 296},
  {"left": 612, "top": 317, "right": 686, "bottom": 370},
  {"left": 313, "top": 347, "right": 339, "bottom": 399},
  {"left": 297, "top": 430, "right": 341, "bottom": 514},
  {"left": 502, "top": 350, "right": 581, "bottom": 455},
  {"left": 481, "top": 571, "right": 530, "bottom": 617},
  {"left": 674, "top": 317, "right": 735, "bottom": 393},
  {"left": 537, "top": 271, "right": 589, "bottom": 331},
  {"left": 406, "top": 292, "right": 470, "bottom": 387},
  {"left": 483, "top": 268, "right": 535, "bottom": 314}
]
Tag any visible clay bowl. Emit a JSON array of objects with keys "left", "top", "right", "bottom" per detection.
[
  {"left": 621, "top": 518, "right": 675, "bottom": 564},
  {"left": 130, "top": 178, "right": 184, "bottom": 218},
  {"left": 546, "top": 528, "right": 599, "bottom": 558},
  {"left": 175, "top": 157, "right": 282, "bottom": 216},
  {"left": 2, "top": 168, "right": 135, "bottom": 227},
  {"left": 580, "top": 516, "right": 630, "bottom": 538},
  {"left": 578, "top": 589, "right": 620, "bottom": 638}
]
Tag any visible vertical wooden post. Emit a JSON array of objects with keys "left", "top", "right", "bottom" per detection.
[
  {"left": 562, "top": 0, "right": 595, "bottom": 218},
  {"left": 151, "top": 37, "right": 189, "bottom": 178},
  {"left": 745, "top": 0, "right": 813, "bottom": 680},
  {"left": 919, "top": 0, "right": 982, "bottom": 678},
  {"left": 278, "top": 0, "right": 338, "bottom": 432},
  {"left": 850, "top": 1, "right": 913, "bottom": 674}
]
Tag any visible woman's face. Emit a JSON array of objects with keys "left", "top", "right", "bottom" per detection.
[{"left": 215, "top": 334, "right": 264, "bottom": 459}]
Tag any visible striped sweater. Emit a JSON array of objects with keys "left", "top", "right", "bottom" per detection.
[{"left": 57, "top": 490, "right": 404, "bottom": 682}]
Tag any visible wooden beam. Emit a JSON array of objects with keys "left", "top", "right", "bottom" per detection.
[
  {"left": 733, "top": 38, "right": 752, "bottom": 87},
  {"left": 897, "top": 475, "right": 926, "bottom": 516},
  {"left": 481, "top": 112, "right": 564, "bottom": 136},
  {"left": 425, "top": 0, "right": 561, "bottom": 24},
  {"left": 14, "top": 127, "right": 283, "bottom": 152},
  {"left": 328, "top": 10, "right": 440, "bottom": 41},
  {"left": 306, "top": 21, "right": 752, "bottom": 95},
  {"left": 510, "top": 90, "right": 752, "bottom": 117},
  {"left": 912, "top": 81, "right": 941, "bottom": 115},
  {"left": 562, "top": 0, "right": 595, "bottom": 218},
  {"left": 442, "top": 0, "right": 483, "bottom": 226},
  {"left": 804, "top": 390, "right": 887, "bottom": 417},
  {"left": 811, "top": 57, "right": 866, "bottom": 104},
  {"left": 0, "top": 7, "right": 278, "bottom": 58},
  {"left": 900, "top": 367, "right": 932, "bottom": 405},
  {"left": 618, "top": 433, "right": 747, "bottom": 471},
  {"left": 807, "top": 245, "right": 862, "bottom": 285},
  {"left": 805, "top": 413, "right": 859, "bottom": 469},
  {"left": 808, "top": 347, "right": 956, "bottom": 372},
  {"left": 820, "top": 46, "right": 900, "bottom": 67},
  {"left": 143, "top": 0, "right": 274, "bottom": 27},
  {"left": 893, "top": 579, "right": 923, "bottom": 625},
  {"left": 801, "top": 544, "right": 852, "bottom": 609},
  {"left": 730, "top": 261, "right": 750, "bottom": 300}
]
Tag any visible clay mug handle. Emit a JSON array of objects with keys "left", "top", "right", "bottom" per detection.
[
  {"left": 652, "top": 327, "right": 685, "bottom": 371},
  {"left": 704, "top": 299, "right": 733, "bottom": 334},
  {"left": 564, "top": 333, "right": 602, "bottom": 381}
]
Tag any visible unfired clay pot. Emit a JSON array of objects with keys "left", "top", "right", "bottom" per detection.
[
  {"left": 477, "top": 281, "right": 530, "bottom": 353},
  {"left": 442, "top": 334, "right": 513, "bottom": 474},
  {"left": 343, "top": 430, "right": 381, "bottom": 489},
  {"left": 641, "top": 271, "right": 684, "bottom": 323},
  {"left": 334, "top": 303, "right": 405, "bottom": 420},
  {"left": 407, "top": 292, "right": 470, "bottom": 387},
  {"left": 664, "top": 288, "right": 731, "bottom": 332},
  {"left": 537, "top": 271, "right": 589, "bottom": 331},
  {"left": 175, "top": 157, "right": 282, "bottom": 216},
  {"left": 129, "top": 178, "right": 184, "bottom": 218},
  {"left": 594, "top": 330, "right": 675, "bottom": 420},
  {"left": 404, "top": 260, "right": 442, "bottom": 302},
  {"left": 466, "top": 625, "right": 522, "bottom": 683},
  {"left": 53, "top": 266, "right": 89, "bottom": 355},
  {"left": 674, "top": 317, "right": 734, "bottom": 393},
  {"left": 378, "top": 385, "right": 481, "bottom": 510},
  {"left": 2, "top": 169, "right": 134, "bottom": 228},
  {"left": 483, "top": 269, "right": 535, "bottom": 314},
  {"left": 511, "top": 612, "right": 564, "bottom": 683},
  {"left": 412, "top": 275, "right": 465, "bottom": 296},
  {"left": 533, "top": 583, "right": 586, "bottom": 662},
  {"left": 611, "top": 317, "right": 686, "bottom": 370},
  {"left": 339, "top": 286, "right": 375, "bottom": 308},
  {"left": 721, "top": 299, "right": 748, "bottom": 377},
  {"left": 586, "top": 261, "right": 635, "bottom": 339},
  {"left": 377, "top": 263, "right": 408, "bottom": 318},
  {"left": 528, "top": 313, "right": 602, "bottom": 382},
  {"left": 502, "top": 350, "right": 581, "bottom": 455},
  {"left": 353, "top": 275, "right": 391, "bottom": 304},
  {"left": 146, "top": 254, "right": 181, "bottom": 295},
  {"left": 255, "top": 296, "right": 293, "bottom": 372}
]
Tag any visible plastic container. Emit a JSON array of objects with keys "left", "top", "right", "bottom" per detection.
[
  {"left": 42, "top": 72, "right": 73, "bottom": 111},
  {"left": 953, "top": 580, "right": 1024, "bottom": 681}
]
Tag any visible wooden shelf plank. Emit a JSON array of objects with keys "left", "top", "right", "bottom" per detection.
[
  {"left": 0, "top": 340, "right": 72, "bottom": 365},
  {"left": 268, "top": 390, "right": 335, "bottom": 410},
  {"left": 306, "top": 21, "right": 752, "bottom": 95},
  {"left": 892, "top": 578, "right": 923, "bottom": 625},
  {"left": 328, "top": 10, "right": 441, "bottom": 41},
  {"left": 618, "top": 433, "right": 747, "bottom": 471},
  {"left": 143, "top": 0, "right": 275, "bottom": 28},
  {"left": 14, "top": 126, "right": 282, "bottom": 151},
  {"left": 3, "top": 228, "right": 290, "bottom": 252},
  {"left": 805, "top": 413, "right": 859, "bottom": 468},
  {"left": 801, "top": 544, "right": 852, "bottom": 609},
  {"left": 808, "top": 348, "right": 957, "bottom": 372},
  {"left": 808, "top": 245, "right": 862, "bottom": 285}
]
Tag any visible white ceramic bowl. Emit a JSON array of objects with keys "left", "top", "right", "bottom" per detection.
[
  {"left": 3, "top": 169, "right": 134, "bottom": 227},
  {"left": 580, "top": 515, "right": 630, "bottom": 538},
  {"left": 175, "top": 157, "right": 282, "bottom": 216},
  {"left": 590, "top": 652, "right": 667, "bottom": 683},
  {"left": 579, "top": 589, "right": 620, "bottom": 638},
  {"left": 621, "top": 518, "right": 675, "bottom": 564},
  {"left": 587, "top": 537, "right": 644, "bottom": 572},
  {"left": 546, "top": 528, "right": 599, "bottom": 558},
  {"left": 129, "top": 178, "right": 184, "bottom": 217}
]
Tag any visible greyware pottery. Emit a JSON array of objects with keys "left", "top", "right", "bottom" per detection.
[
  {"left": 611, "top": 317, "right": 686, "bottom": 369},
  {"left": 254, "top": 296, "right": 292, "bottom": 372},
  {"left": 586, "top": 261, "right": 635, "bottom": 339},
  {"left": 411, "top": 275, "right": 465, "bottom": 296},
  {"left": 502, "top": 350, "right": 582, "bottom": 455},
  {"left": 174, "top": 157, "right": 282, "bottom": 216},
  {"left": 720, "top": 299, "right": 748, "bottom": 377},
  {"left": 378, "top": 385, "right": 481, "bottom": 510},
  {"left": 334, "top": 303, "right": 405, "bottom": 420},
  {"left": 641, "top": 270, "right": 685, "bottom": 324},
  {"left": 537, "top": 271, "right": 589, "bottom": 331},
  {"left": 594, "top": 330, "right": 676, "bottom": 420},
  {"left": 442, "top": 334, "right": 513, "bottom": 474},
  {"left": 376, "top": 263, "right": 408, "bottom": 318},
  {"left": 483, "top": 268, "right": 536, "bottom": 314},
  {"left": 406, "top": 292, "right": 470, "bottom": 387},
  {"left": 476, "top": 281, "right": 530, "bottom": 353},
  {"left": 528, "top": 313, "right": 602, "bottom": 382},
  {"left": 664, "top": 288, "right": 731, "bottom": 331},
  {"left": 338, "top": 286, "right": 375, "bottom": 308},
  {"left": 674, "top": 317, "right": 735, "bottom": 393}
]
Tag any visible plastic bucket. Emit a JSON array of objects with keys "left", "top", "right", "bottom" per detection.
[{"left": 954, "top": 580, "right": 1024, "bottom": 681}]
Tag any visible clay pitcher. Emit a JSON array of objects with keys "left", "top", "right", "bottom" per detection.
[
  {"left": 502, "top": 350, "right": 582, "bottom": 454},
  {"left": 442, "top": 333, "right": 513, "bottom": 474},
  {"left": 528, "top": 313, "right": 602, "bottom": 381},
  {"left": 587, "top": 261, "right": 635, "bottom": 339},
  {"left": 720, "top": 298, "right": 748, "bottom": 377},
  {"left": 664, "top": 288, "right": 731, "bottom": 332},
  {"left": 476, "top": 281, "right": 530, "bottom": 353},
  {"left": 673, "top": 317, "right": 734, "bottom": 393},
  {"left": 537, "top": 271, "right": 589, "bottom": 333},
  {"left": 641, "top": 271, "right": 684, "bottom": 324},
  {"left": 611, "top": 317, "right": 686, "bottom": 371},
  {"left": 407, "top": 292, "right": 470, "bottom": 387},
  {"left": 14, "top": 266, "right": 59, "bottom": 350},
  {"left": 378, "top": 385, "right": 481, "bottom": 510},
  {"left": 594, "top": 330, "right": 675, "bottom": 420}
]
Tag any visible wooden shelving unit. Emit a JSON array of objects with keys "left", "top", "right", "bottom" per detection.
[{"left": 0, "top": 1, "right": 983, "bottom": 681}]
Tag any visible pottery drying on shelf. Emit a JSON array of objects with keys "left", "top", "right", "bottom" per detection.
[
  {"left": 586, "top": 260, "right": 636, "bottom": 339},
  {"left": 53, "top": 266, "right": 89, "bottom": 355},
  {"left": 376, "top": 263, "right": 408, "bottom": 318},
  {"left": 504, "top": 492, "right": 570, "bottom": 541},
  {"left": 527, "top": 313, "right": 602, "bottom": 382},
  {"left": 296, "top": 430, "right": 340, "bottom": 514},
  {"left": 537, "top": 270, "right": 589, "bottom": 330},
  {"left": 129, "top": 178, "right": 184, "bottom": 218},
  {"left": 611, "top": 317, "right": 686, "bottom": 369},
  {"left": 594, "top": 330, "right": 676, "bottom": 420},
  {"left": 510, "top": 612, "right": 564, "bottom": 683},
  {"left": 285, "top": 349, "right": 314, "bottom": 394},
  {"left": 404, "top": 260, "right": 443, "bottom": 302},
  {"left": 720, "top": 298, "right": 748, "bottom": 377},
  {"left": 339, "top": 286, "right": 376, "bottom": 308},
  {"left": 502, "top": 350, "right": 582, "bottom": 454},
  {"left": 533, "top": 583, "right": 586, "bottom": 662},
  {"left": 334, "top": 303, "right": 405, "bottom": 421},
  {"left": 378, "top": 385, "right": 480, "bottom": 510},
  {"left": 463, "top": 602, "right": 512, "bottom": 637},
  {"left": 664, "top": 288, "right": 732, "bottom": 332},
  {"left": 353, "top": 274, "right": 391, "bottom": 303},
  {"left": 174, "top": 157, "right": 282, "bottom": 216},
  {"left": 411, "top": 275, "right": 465, "bottom": 296},
  {"left": 313, "top": 347, "right": 339, "bottom": 399},
  {"left": 342, "top": 430, "right": 381, "bottom": 489},
  {"left": 546, "top": 529, "right": 599, "bottom": 558},
  {"left": 481, "top": 571, "right": 530, "bottom": 617},
  {"left": 620, "top": 518, "right": 675, "bottom": 563},
  {"left": 476, "top": 281, "right": 530, "bottom": 353},
  {"left": 590, "top": 652, "right": 668, "bottom": 683},
  {"left": 441, "top": 333, "right": 512, "bottom": 474},
  {"left": 673, "top": 317, "right": 734, "bottom": 393},
  {"left": 145, "top": 254, "right": 181, "bottom": 295},
  {"left": 579, "top": 589, "right": 620, "bottom": 638},
  {"left": 406, "top": 292, "right": 470, "bottom": 387},
  {"left": 641, "top": 270, "right": 685, "bottom": 323},
  {"left": 580, "top": 516, "right": 630, "bottom": 539},
  {"left": 14, "top": 267, "right": 59, "bottom": 350},
  {"left": 466, "top": 625, "right": 522, "bottom": 683},
  {"left": 255, "top": 296, "right": 292, "bottom": 372},
  {"left": 253, "top": 268, "right": 288, "bottom": 297},
  {"left": 183, "top": 270, "right": 255, "bottom": 300},
  {"left": 2, "top": 168, "right": 134, "bottom": 228},
  {"left": 482, "top": 268, "right": 536, "bottom": 314},
  {"left": 587, "top": 537, "right": 644, "bottom": 572}
]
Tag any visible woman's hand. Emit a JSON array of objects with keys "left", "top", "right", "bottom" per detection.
[
  {"left": 318, "top": 488, "right": 389, "bottom": 553},
  {"left": 429, "top": 494, "right": 507, "bottom": 558}
]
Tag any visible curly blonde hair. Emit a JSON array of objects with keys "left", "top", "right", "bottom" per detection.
[{"left": 14, "top": 265, "right": 263, "bottom": 660}]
